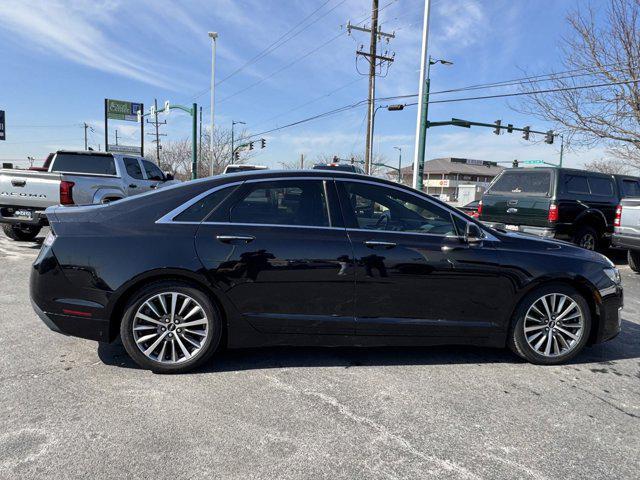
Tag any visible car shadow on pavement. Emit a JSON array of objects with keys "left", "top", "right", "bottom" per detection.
[{"left": 96, "top": 319, "right": 640, "bottom": 373}]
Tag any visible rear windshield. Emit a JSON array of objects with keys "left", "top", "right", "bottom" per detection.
[
  {"left": 487, "top": 170, "right": 551, "bottom": 197},
  {"left": 51, "top": 153, "right": 117, "bottom": 176}
]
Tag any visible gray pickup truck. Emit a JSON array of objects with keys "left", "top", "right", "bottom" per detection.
[
  {"left": 0, "top": 150, "right": 176, "bottom": 241},
  {"left": 613, "top": 197, "right": 640, "bottom": 272}
]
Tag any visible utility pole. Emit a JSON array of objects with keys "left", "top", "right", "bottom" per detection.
[
  {"left": 115, "top": 130, "right": 119, "bottom": 146},
  {"left": 199, "top": 106, "right": 203, "bottom": 169},
  {"left": 394, "top": 146, "right": 402, "bottom": 183},
  {"left": 83, "top": 123, "right": 89, "bottom": 150},
  {"left": 412, "top": 0, "right": 432, "bottom": 191},
  {"left": 347, "top": 0, "right": 395, "bottom": 174},
  {"left": 146, "top": 98, "right": 167, "bottom": 163},
  {"left": 300, "top": 153, "right": 305, "bottom": 169}
]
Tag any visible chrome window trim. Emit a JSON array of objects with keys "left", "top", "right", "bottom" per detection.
[
  {"left": 156, "top": 174, "right": 499, "bottom": 242},
  {"left": 156, "top": 176, "right": 335, "bottom": 226}
]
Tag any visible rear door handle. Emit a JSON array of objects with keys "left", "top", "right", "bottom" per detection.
[
  {"left": 364, "top": 240, "right": 397, "bottom": 249},
  {"left": 216, "top": 235, "right": 255, "bottom": 244},
  {"left": 129, "top": 184, "right": 138, "bottom": 188}
]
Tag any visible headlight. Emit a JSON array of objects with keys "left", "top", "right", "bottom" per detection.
[{"left": 603, "top": 267, "right": 621, "bottom": 284}]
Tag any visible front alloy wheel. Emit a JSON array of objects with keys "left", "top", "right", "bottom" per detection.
[
  {"left": 509, "top": 285, "right": 591, "bottom": 364},
  {"left": 121, "top": 282, "right": 221, "bottom": 373}
]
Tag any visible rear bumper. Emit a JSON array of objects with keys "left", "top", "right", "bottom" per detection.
[
  {"left": 0, "top": 205, "right": 48, "bottom": 227},
  {"left": 481, "top": 222, "right": 558, "bottom": 238},
  {"left": 612, "top": 233, "right": 640, "bottom": 251},
  {"left": 30, "top": 243, "right": 110, "bottom": 342}
]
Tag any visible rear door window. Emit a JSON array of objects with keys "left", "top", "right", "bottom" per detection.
[
  {"left": 51, "top": 153, "right": 116, "bottom": 176},
  {"left": 228, "top": 180, "right": 330, "bottom": 227},
  {"left": 173, "top": 186, "right": 238, "bottom": 222},
  {"left": 588, "top": 177, "right": 614, "bottom": 196},
  {"left": 124, "top": 158, "right": 144, "bottom": 180},
  {"left": 565, "top": 175, "right": 589, "bottom": 194},
  {"left": 487, "top": 171, "right": 551, "bottom": 196}
]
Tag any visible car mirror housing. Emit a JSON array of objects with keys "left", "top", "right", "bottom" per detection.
[
  {"left": 164, "top": 172, "right": 174, "bottom": 181},
  {"left": 465, "top": 223, "right": 484, "bottom": 244}
]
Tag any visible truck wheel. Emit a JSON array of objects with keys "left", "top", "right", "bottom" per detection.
[
  {"left": 628, "top": 251, "right": 640, "bottom": 273},
  {"left": 574, "top": 226, "right": 599, "bottom": 251},
  {"left": 2, "top": 224, "right": 41, "bottom": 241}
]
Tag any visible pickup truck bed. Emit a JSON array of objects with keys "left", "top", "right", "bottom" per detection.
[{"left": 0, "top": 170, "right": 63, "bottom": 226}]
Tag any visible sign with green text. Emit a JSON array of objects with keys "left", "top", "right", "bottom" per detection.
[{"left": 106, "top": 99, "right": 142, "bottom": 122}]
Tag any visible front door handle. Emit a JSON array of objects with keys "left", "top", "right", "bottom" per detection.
[
  {"left": 129, "top": 184, "right": 138, "bottom": 188},
  {"left": 216, "top": 235, "right": 255, "bottom": 244},
  {"left": 365, "top": 240, "right": 397, "bottom": 249}
]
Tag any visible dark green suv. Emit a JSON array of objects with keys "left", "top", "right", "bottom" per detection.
[{"left": 479, "top": 167, "right": 640, "bottom": 250}]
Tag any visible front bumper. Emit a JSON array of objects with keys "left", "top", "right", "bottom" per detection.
[{"left": 593, "top": 285, "right": 624, "bottom": 344}]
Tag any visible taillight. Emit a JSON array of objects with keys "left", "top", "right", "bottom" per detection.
[
  {"left": 60, "top": 180, "right": 75, "bottom": 205},
  {"left": 477, "top": 200, "right": 483, "bottom": 216},
  {"left": 548, "top": 203, "right": 558, "bottom": 222},
  {"left": 614, "top": 204, "right": 622, "bottom": 227}
]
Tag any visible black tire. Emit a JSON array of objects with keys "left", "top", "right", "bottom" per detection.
[
  {"left": 574, "top": 225, "right": 599, "bottom": 251},
  {"left": 2, "top": 224, "right": 41, "bottom": 241},
  {"left": 628, "top": 250, "right": 640, "bottom": 273},
  {"left": 120, "top": 281, "right": 222, "bottom": 373},
  {"left": 508, "top": 284, "right": 591, "bottom": 365}
]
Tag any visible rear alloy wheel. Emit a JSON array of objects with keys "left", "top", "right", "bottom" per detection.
[
  {"left": 120, "top": 282, "right": 221, "bottom": 373},
  {"left": 509, "top": 285, "right": 591, "bottom": 364},
  {"left": 574, "top": 226, "right": 599, "bottom": 251},
  {"left": 2, "top": 224, "right": 41, "bottom": 241},
  {"left": 628, "top": 250, "right": 640, "bottom": 273}
]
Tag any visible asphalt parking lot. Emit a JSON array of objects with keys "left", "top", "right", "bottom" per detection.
[{"left": 1, "top": 229, "right": 638, "bottom": 480}]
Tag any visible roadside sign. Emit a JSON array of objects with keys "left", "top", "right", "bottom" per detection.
[
  {"left": 522, "top": 160, "right": 545, "bottom": 165},
  {"left": 108, "top": 144, "right": 142, "bottom": 155},
  {"left": 0, "top": 110, "right": 5, "bottom": 140},
  {"left": 106, "top": 99, "right": 142, "bottom": 122}
]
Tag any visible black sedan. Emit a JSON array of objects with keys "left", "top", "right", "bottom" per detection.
[{"left": 30, "top": 170, "right": 623, "bottom": 373}]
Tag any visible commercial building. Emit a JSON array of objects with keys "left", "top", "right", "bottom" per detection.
[{"left": 400, "top": 157, "right": 504, "bottom": 203}]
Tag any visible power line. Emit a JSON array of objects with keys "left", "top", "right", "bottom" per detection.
[
  {"left": 243, "top": 78, "right": 640, "bottom": 140},
  {"left": 204, "top": 0, "right": 398, "bottom": 107}
]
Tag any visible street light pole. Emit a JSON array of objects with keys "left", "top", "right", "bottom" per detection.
[
  {"left": 394, "top": 146, "right": 402, "bottom": 183},
  {"left": 208, "top": 31, "right": 218, "bottom": 177}
]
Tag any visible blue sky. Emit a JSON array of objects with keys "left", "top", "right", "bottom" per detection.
[{"left": 0, "top": 0, "right": 609, "bottom": 170}]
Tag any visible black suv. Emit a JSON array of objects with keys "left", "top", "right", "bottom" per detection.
[{"left": 479, "top": 167, "right": 640, "bottom": 250}]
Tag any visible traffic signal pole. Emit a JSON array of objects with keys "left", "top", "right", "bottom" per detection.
[{"left": 412, "top": 0, "right": 432, "bottom": 191}]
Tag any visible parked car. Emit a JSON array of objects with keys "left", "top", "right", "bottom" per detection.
[
  {"left": 612, "top": 197, "right": 640, "bottom": 272},
  {"left": 223, "top": 164, "right": 268, "bottom": 174},
  {"left": 31, "top": 170, "right": 622, "bottom": 373},
  {"left": 0, "top": 150, "right": 176, "bottom": 240},
  {"left": 458, "top": 200, "right": 480, "bottom": 218},
  {"left": 479, "top": 167, "right": 640, "bottom": 251},
  {"left": 313, "top": 162, "right": 365, "bottom": 173}
]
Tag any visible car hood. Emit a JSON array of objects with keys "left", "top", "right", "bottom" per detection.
[{"left": 498, "top": 231, "right": 613, "bottom": 267}]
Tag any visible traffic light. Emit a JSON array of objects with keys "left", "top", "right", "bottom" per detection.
[
  {"left": 507, "top": 124, "right": 514, "bottom": 133},
  {"left": 163, "top": 100, "right": 170, "bottom": 115},
  {"left": 234, "top": 151, "right": 240, "bottom": 161},
  {"left": 545, "top": 130, "right": 554, "bottom": 144},
  {"left": 512, "top": 159, "right": 519, "bottom": 168},
  {"left": 260, "top": 138, "right": 266, "bottom": 149},
  {"left": 522, "top": 126, "right": 530, "bottom": 141},
  {"left": 249, "top": 141, "right": 254, "bottom": 150},
  {"left": 493, "top": 120, "right": 501, "bottom": 135}
]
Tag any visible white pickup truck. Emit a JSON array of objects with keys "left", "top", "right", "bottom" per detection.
[
  {"left": 0, "top": 150, "right": 176, "bottom": 241},
  {"left": 613, "top": 197, "right": 640, "bottom": 272}
]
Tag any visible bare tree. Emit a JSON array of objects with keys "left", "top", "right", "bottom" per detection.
[
  {"left": 148, "top": 126, "right": 253, "bottom": 180},
  {"left": 584, "top": 157, "right": 633, "bottom": 174},
  {"left": 516, "top": 0, "right": 640, "bottom": 166}
]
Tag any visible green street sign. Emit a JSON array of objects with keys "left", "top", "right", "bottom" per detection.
[
  {"left": 106, "top": 99, "right": 142, "bottom": 122},
  {"left": 522, "top": 160, "right": 544, "bottom": 164}
]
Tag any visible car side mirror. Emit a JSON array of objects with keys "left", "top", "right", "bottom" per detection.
[
  {"left": 164, "top": 172, "right": 174, "bottom": 181},
  {"left": 465, "top": 223, "right": 484, "bottom": 244}
]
